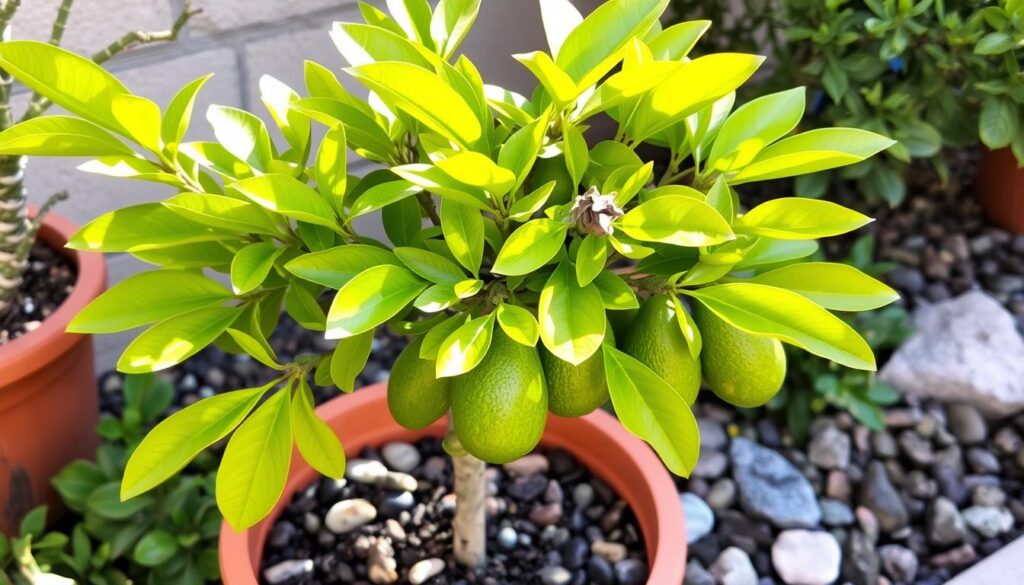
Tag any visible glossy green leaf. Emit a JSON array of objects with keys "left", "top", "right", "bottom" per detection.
[
  {"left": 497, "top": 114, "right": 548, "bottom": 195},
  {"left": 579, "top": 61, "right": 682, "bottom": 119},
  {"left": 733, "top": 238, "right": 818, "bottom": 269},
  {"left": 131, "top": 241, "right": 235, "bottom": 269},
  {"left": 436, "top": 151, "right": 515, "bottom": 195},
  {"left": 704, "top": 176, "right": 734, "bottom": 223},
  {"left": 436, "top": 313, "right": 495, "bottom": 377},
  {"left": 225, "top": 328, "right": 282, "bottom": 369},
  {"left": 731, "top": 128, "right": 896, "bottom": 183},
  {"left": 671, "top": 296, "right": 701, "bottom": 359},
  {"left": 179, "top": 141, "right": 253, "bottom": 180},
  {"left": 111, "top": 94, "right": 162, "bottom": 153},
  {"left": 69, "top": 270, "right": 231, "bottom": 334},
  {"left": 86, "top": 482, "right": 153, "bottom": 520},
  {"left": 217, "top": 387, "right": 292, "bottom": 530},
  {"left": 331, "top": 331, "right": 374, "bottom": 392},
  {"left": 230, "top": 242, "right": 285, "bottom": 294},
  {"left": 260, "top": 75, "right": 311, "bottom": 157},
  {"left": 68, "top": 203, "right": 220, "bottom": 252},
  {"left": 576, "top": 234, "right": 608, "bottom": 286},
  {"left": 563, "top": 122, "right": 589, "bottom": 189},
  {"left": 325, "top": 265, "right": 427, "bottom": 338},
  {"left": 292, "top": 380, "right": 346, "bottom": 478},
  {"left": 387, "top": 0, "right": 435, "bottom": 48},
  {"left": 0, "top": 40, "right": 129, "bottom": 132},
  {"left": 420, "top": 314, "right": 468, "bottom": 359},
  {"left": 707, "top": 87, "right": 805, "bottom": 173},
  {"left": 539, "top": 262, "right": 605, "bottom": 365},
  {"left": 347, "top": 61, "right": 481, "bottom": 147},
  {"left": 453, "top": 278, "right": 484, "bottom": 298},
  {"left": 496, "top": 303, "right": 540, "bottom": 346},
  {"left": 603, "top": 345, "right": 699, "bottom": 475},
  {"left": 286, "top": 245, "right": 400, "bottom": 288},
  {"left": 648, "top": 20, "right": 710, "bottom": 60},
  {"left": 122, "top": 383, "right": 271, "bottom": 500},
  {"left": 440, "top": 199, "right": 485, "bottom": 275},
  {"left": 78, "top": 156, "right": 180, "bottom": 186},
  {"left": 980, "top": 97, "right": 1017, "bottom": 149},
  {"left": 391, "top": 163, "right": 490, "bottom": 210},
  {"left": 736, "top": 198, "right": 872, "bottom": 240},
  {"left": 394, "top": 246, "right": 466, "bottom": 284},
  {"left": 492, "top": 218, "right": 569, "bottom": 276},
  {"left": 285, "top": 281, "right": 327, "bottom": 331},
  {"left": 509, "top": 181, "right": 556, "bottom": 221},
  {"left": 414, "top": 284, "right": 459, "bottom": 312},
  {"left": 0, "top": 116, "right": 135, "bottom": 157},
  {"left": 231, "top": 174, "right": 339, "bottom": 230},
  {"left": 556, "top": 0, "right": 668, "bottom": 89},
  {"left": 162, "top": 74, "right": 213, "bottom": 149},
  {"left": 349, "top": 180, "right": 422, "bottom": 219},
  {"left": 431, "top": 0, "right": 481, "bottom": 58},
  {"left": 592, "top": 270, "right": 639, "bottom": 310},
  {"left": 747, "top": 262, "right": 899, "bottom": 311},
  {"left": 206, "top": 105, "right": 274, "bottom": 170},
  {"left": 514, "top": 51, "right": 579, "bottom": 106},
  {"left": 616, "top": 195, "right": 733, "bottom": 247},
  {"left": 118, "top": 305, "right": 240, "bottom": 374},
  {"left": 163, "top": 193, "right": 281, "bottom": 236},
  {"left": 383, "top": 197, "right": 424, "bottom": 247},
  {"left": 316, "top": 124, "right": 348, "bottom": 214},
  {"left": 686, "top": 283, "right": 876, "bottom": 370}
]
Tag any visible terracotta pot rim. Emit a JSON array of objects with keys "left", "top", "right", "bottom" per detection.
[
  {"left": 0, "top": 207, "right": 106, "bottom": 387},
  {"left": 218, "top": 383, "right": 686, "bottom": 584}
]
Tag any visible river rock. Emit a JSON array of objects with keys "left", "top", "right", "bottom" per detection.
[
  {"left": 325, "top": 499, "right": 377, "bottom": 534},
  {"left": 710, "top": 547, "right": 758, "bottom": 585},
  {"left": 926, "top": 497, "right": 966, "bottom": 545},
  {"left": 879, "top": 291, "right": 1024, "bottom": 416},
  {"left": 408, "top": 558, "right": 444, "bottom": 584},
  {"left": 808, "top": 425, "right": 851, "bottom": 470},
  {"left": 731, "top": 438, "right": 821, "bottom": 529},
  {"left": 771, "top": 530, "right": 841, "bottom": 585},
  {"left": 859, "top": 462, "right": 909, "bottom": 533},
  {"left": 947, "top": 404, "right": 987, "bottom": 444},
  {"left": 962, "top": 505, "right": 1014, "bottom": 538},
  {"left": 263, "top": 559, "right": 313, "bottom": 584},
  {"left": 381, "top": 442, "right": 420, "bottom": 473},
  {"left": 682, "top": 492, "right": 715, "bottom": 543},
  {"left": 879, "top": 545, "right": 918, "bottom": 584}
]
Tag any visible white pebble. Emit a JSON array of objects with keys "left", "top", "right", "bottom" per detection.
[
  {"left": 347, "top": 459, "right": 388, "bottom": 484},
  {"left": 408, "top": 558, "right": 445, "bottom": 584},
  {"left": 382, "top": 442, "right": 421, "bottom": 473},
  {"left": 325, "top": 499, "right": 377, "bottom": 534}
]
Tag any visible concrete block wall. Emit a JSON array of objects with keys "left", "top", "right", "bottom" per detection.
[{"left": 10, "top": 0, "right": 602, "bottom": 367}]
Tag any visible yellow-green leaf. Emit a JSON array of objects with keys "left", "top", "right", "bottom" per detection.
[
  {"left": 747, "top": 262, "right": 899, "bottom": 311},
  {"left": 292, "top": 380, "right": 346, "bottom": 478},
  {"left": 118, "top": 306, "right": 240, "bottom": 373},
  {"left": 736, "top": 198, "right": 872, "bottom": 240}
]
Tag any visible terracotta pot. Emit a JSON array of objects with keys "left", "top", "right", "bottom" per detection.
[
  {"left": 219, "top": 383, "right": 687, "bottom": 584},
  {"left": 976, "top": 147, "right": 1024, "bottom": 234},
  {"left": 0, "top": 209, "right": 106, "bottom": 535}
]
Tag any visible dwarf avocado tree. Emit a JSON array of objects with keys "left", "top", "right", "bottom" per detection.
[{"left": 0, "top": 0, "right": 898, "bottom": 567}]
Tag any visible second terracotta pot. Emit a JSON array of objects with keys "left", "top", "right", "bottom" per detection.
[
  {"left": 976, "top": 147, "right": 1024, "bottom": 234},
  {"left": 0, "top": 210, "right": 106, "bottom": 535},
  {"left": 219, "top": 383, "right": 687, "bottom": 584}
]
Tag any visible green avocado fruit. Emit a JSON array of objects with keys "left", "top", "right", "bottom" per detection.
[
  {"left": 388, "top": 337, "right": 450, "bottom": 429},
  {"left": 450, "top": 328, "right": 548, "bottom": 463},
  {"left": 692, "top": 304, "right": 787, "bottom": 408},
  {"left": 541, "top": 324, "right": 615, "bottom": 417},
  {"left": 622, "top": 295, "right": 702, "bottom": 404}
]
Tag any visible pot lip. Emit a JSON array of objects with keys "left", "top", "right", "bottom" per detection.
[
  {"left": 0, "top": 207, "right": 106, "bottom": 387},
  {"left": 219, "top": 382, "right": 686, "bottom": 584}
]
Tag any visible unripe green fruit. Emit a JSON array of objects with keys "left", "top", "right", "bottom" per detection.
[
  {"left": 622, "top": 295, "right": 701, "bottom": 404},
  {"left": 388, "top": 337, "right": 450, "bottom": 429}
]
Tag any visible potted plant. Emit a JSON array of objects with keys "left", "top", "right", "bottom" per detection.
[
  {"left": 0, "top": 0, "right": 194, "bottom": 535},
  {"left": 0, "top": 0, "right": 898, "bottom": 580}
]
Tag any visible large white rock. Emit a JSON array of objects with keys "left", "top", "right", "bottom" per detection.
[
  {"left": 772, "top": 530, "right": 841, "bottom": 585},
  {"left": 880, "top": 292, "right": 1024, "bottom": 417}
]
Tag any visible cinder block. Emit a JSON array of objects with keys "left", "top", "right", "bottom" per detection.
[
  {"left": 21, "top": 48, "right": 242, "bottom": 227},
  {"left": 11, "top": 0, "right": 174, "bottom": 56},
  {"left": 191, "top": 0, "right": 354, "bottom": 35}
]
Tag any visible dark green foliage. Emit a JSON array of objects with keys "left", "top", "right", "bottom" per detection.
[{"left": 671, "top": 0, "right": 1024, "bottom": 205}]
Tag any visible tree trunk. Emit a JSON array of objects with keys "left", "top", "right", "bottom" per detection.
[
  {"left": 0, "top": 154, "right": 27, "bottom": 315},
  {"left": 450, "top": 433, "right": 486, "bottom": 567}
]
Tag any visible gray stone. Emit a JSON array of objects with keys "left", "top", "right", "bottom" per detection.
[
  {"left": 972, "top": 485, "right": 1007, "bottom": 507},
  {"left": 871, "top": 431, "right": 898, "bottom": 458},
  {"left": 962, "top": 506, "right": 1014, "bottom": 538},
  {"left": 879, "top": 545, "right": 918, "bottom": 584},
  {"left": 325, "top": 499, "right": 377, "bottom": 534},
  {"left": 843, "top": 531, "right": 880, "bottom": 585},
  {"left": 771, "top": 530, "right": 841, "bottom": 585},
  {"left": 710, "top": 547, "right": 758, "bottom": 585},
  {"left": 613, "top": 559, "right": 648, "bottom": 585},
  {"left": 947, "top": 404, "right": 988, "bottom": 444},
  {"left": 966, "top": 448, "right": 1001, "bottom": 474},
  {"left": 591, "top": 540, "right": 628, "bottom": 564},
  {"left": 572, "top": 483, "right": 595, "bottom": 509},
  {"left": 820, "top": 498, "right": 854, "bottom": 527},
  {"left": 880, "top": 291, "right": 1024, "bottom": 417},
  {"left": 408, "top": 558, "right": 444, "bottom": 585},
  {"left": 503, "top": 454, "right": 549, "bottom": 477},
  {"left": 539, "top": 566, "right": 572, "bottom": 585},
  {"left": 381, "top": 442, "right": 421, "bottom": 473},
  {"left": 684, "top": 560, "right": 715, "bottom": 585},
  {"left": 731, "top": 438, "right": 821, "bottom": 529},
  {"left": 693, "top": 449, "right": 729, "bottom": 479},
  {"left": 263, "top": 559, "right": 313, "bottom": 584},
  {"left": 698, "top": 418, "right": 728, "bottom": 450},
  {"left": 898, "top": 431, "right": 934, "bottom": 466},
  {"left": 681, "top": 492, "right": 715, "bottom": 543},
  {"left": 859, "top": 462, "right": 909, "bottom": 534},
  {"left": 809, "top": 425, "right": 851, "bottom": 470},
  {"left": 347, "top": 459, "right": 388, "bottom": 484},
  {"left": 926, "top": 497, "right": 966, "bottom": 546},
  {"left": 497, "top": 526, "right": 517, "bottom": 550},
  {"left": 706, "top": 478, "right": 738, "bottom": 511}
]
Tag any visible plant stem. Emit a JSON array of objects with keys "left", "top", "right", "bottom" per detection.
[
  {"left": 448, "top": 430, "right": 486, "bottom": 567},
  {"left": 0, "top": 155, "right": 27, "bottom": 314}
]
